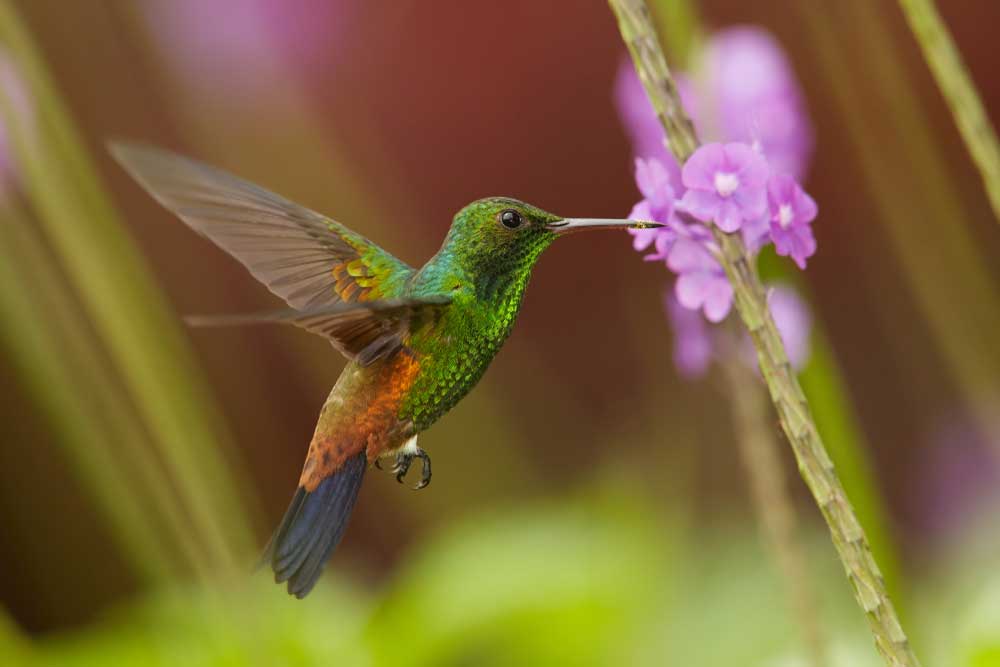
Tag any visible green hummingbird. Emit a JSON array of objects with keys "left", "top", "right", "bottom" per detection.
[{"left": 112, "top": 144, "right": 660, "bottom": 598}]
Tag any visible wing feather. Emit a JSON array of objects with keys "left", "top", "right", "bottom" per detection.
[
  {"left": 111, "top": 143, "right": 413, "bottom": 309},
  {"left": 185, "top": 297, "right": 451, "bottom": 365}
]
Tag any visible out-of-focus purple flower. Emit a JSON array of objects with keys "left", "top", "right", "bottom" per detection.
[
  {"left": 614, "top": 59, "right": 677, "bottom": 172},
  {"left": 768, "top": 286, "right": 812, "bottom": 370},
  {"left": 910, "top": 407, "right": 1000, "bottom": 539},
  {"left": 667, "top": 237, "right": 732, "bottom": 323},
  {"left": 664, "top": 290, "right": 713, "bottom": 378},
  {"left": 665, "top": 280, "right": 813, "bottom": 377},
  {"left": 692, "top": 27, "right": 814, "bottom": 180},
  {"left": 0, "top": 54, "right": 31, "bottom": 199},
  {"left": 141, "top": 0, "right": 351, "bottom": 102},
  {"left": 614, "top": 27, "right": 813, "bottom": 180},
  {"left": 679, "top": 142, "right": 769, "bottom": 233},
  {"left": 767, "top": 174, "right": 818, "bottom": 269}
]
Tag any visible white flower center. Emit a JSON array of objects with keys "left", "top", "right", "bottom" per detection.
[
  {"left": 777, "top": 204, "right": 794, "bottom": 229},
  {"left": 714, "top": 171, "right": 740, "bottom": 197}
]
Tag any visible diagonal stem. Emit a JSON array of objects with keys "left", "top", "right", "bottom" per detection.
[
  {"left": 897, "top": 0, "right": 1000, "bottom": 225},
  {"left": 607, "top": 1, "right": 920, "bottom": 665}
]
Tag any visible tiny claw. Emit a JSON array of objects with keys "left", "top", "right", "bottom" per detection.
[
  {"left": 412, "top": 452, "right": 432, "bottom": 490},
  {"left": 374, "top": 458, "right": 383, "bottom": 471},
  {"left": 388, "top": 446, "right": 432, "bottom": 490},
  {"left": 393, "top": 454, "right": 412, "bottom": 484}
]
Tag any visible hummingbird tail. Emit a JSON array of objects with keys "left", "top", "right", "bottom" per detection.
[{"left": 260, "top": 452, "right": 366, "bottom": 598}]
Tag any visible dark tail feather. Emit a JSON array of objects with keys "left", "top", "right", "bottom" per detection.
[{"left": 260, "top": 453, "right": 366, "bottom": 598}]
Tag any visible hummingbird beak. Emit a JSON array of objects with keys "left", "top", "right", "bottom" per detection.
[{"left": 547, "top": 218, "right": 664, "bottom": 235}]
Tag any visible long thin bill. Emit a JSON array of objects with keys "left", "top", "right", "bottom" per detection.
[{"left": 548, "top": 218, "right": 664, "bottom": 234}]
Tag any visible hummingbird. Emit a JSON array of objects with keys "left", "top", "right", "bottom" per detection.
[{"left": 111, "top": 144, "right": 660, "bottom": 598}]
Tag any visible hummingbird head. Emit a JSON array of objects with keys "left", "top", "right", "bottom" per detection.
[{"left": 440, "top": 197, "right": 660, "bottom": 286}]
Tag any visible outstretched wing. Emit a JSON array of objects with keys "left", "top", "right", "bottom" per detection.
[
  {"left": 185, "top": 297, "right": 452, "bottom": 366},
  {"left": 110, "top": 143, "right": 413, "bottom": 310}
]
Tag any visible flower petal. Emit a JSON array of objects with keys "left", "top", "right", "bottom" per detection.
[
  {"left": 715, "top": 199, "right": 743, "bottom": 232},
  {"left": 734, "top": 184, "right": 768, "bottom": 221},
  {"left": 726, "top": 142, "right": 770, "bottom": 188},
  {"left": 702, "top": 278, "right": 734, "bottom": 322},
  {"left": 793, "top": 187, "right": 818, "bottom": 223},
  {"left": 767, "top": 173, "right": 796, "bottom": 211},
  {"left": 682, "top": 142, "right": 726, "bottom": 191},
  {"left": 628, "top": 199, "right": 653, "bottom": 223},
  {"left": 667, "top": 237, "right": 717, "bottom": 273},
  {"left": 679, "top": 189, "right": 721, "bottom": 222},
  {"left": 675, "top": 271, "right": 710, "bottom": 310},
  {"left": 664, "top": 291, "right": 714, "bottom": 377},
  {"left": 635, "top": 158, "right": 656, "bottom": 200}
]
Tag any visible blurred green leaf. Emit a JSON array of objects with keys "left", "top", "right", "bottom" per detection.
[
  {"left": 0, "top": 609, "right": 31, "bottom": 667},
  {"left": 35, "top": 578, "right": 371, "bottom": 667},
  {"left": 366, "top": 485, "right": 675, "bottom": 667}
]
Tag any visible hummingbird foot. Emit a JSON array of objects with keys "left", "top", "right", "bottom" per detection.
[{"left": 385, "top": 438, "right": 431, "bottom": 490}]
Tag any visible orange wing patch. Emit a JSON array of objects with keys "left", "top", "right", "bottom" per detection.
[
  {"left": 299, "top": 351, "right": 421, "bottom": 491},
  {"left": 333, "top": 258, "right": 387, "bottom": 303}
]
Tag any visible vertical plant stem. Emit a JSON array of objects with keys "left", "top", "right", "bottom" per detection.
[
  {"left": 607, "top": 2, "right": 919, "bottom": 665},
  {"left": 0, "top": 201, "right": 211, "bottom": 580},
  {"left": 897, "top": 0, "right": 1000, "bottom": 224},
  {"left": 798, "top": 1, "right": 1000, "bottom": 457},
  {"left": 721, "top": 350, "right": 826, "bottom": 667},
  {"left": 0, "top": 0, "right": 254, "bottom": 569},
  {"left": 0, "top": 204, "right": 175, "bottom": 582}
]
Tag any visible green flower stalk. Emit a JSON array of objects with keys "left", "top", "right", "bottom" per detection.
[
  {"left": 897, "top": 0, "right": 1000, "bottom": 226},
  {"left": 607, "top": 1, "right": 920, "bottom": 665}
]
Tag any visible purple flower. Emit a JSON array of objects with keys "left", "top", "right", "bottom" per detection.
[
  {"left": 141, "top": 0, "right": 352, "bottom": 103},
  {"left": 628, "top": 158, "right": 678, "bottom": 255},
  {"left": 909, "top": 405, "right": 1000, "bottom": 539},
  {"left": 617, "top": 27, "right": 820, "bottom": 377},
  {"left": 739, "top": 208, "right": 772, "bottom": 254},
  {"left": 614, "top": 59, "right": 680, "bottom": 175},
  {"left": 679, "top": 142, "right": 769, "bottom": 233},
  {"left": 664, "top": 290, "right": 713, "bottom": 378},
  {"left": 767, "top": 174, "right": 818, "bottom": 269},
  {"left": 693, "top": 27, "right": 814, "bottom": 180},
  {"left": 667, "top": 237, "right": 732, "bottom": 323},
  {"left": 768, "top": 286, "right": 812, "bottom": 370},
  {"left": 614, "top": 27, "right": 813, "bottom": 181}
]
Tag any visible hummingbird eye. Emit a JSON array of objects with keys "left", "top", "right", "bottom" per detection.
[{"left": 499, "top": 209, "right": 523, "bottom": 229}]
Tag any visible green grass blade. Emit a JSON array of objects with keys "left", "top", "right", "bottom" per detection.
[
  {"left": 0, "top": 199, "right": 215, "bottom": 579},
  {"left": 801, "top": 331, "right": 902, "bottom": 604},
  {"left": 0, "top": 1, "right": 254, "bottom": 568},
  {"left": 0, "top": 206, "right": 175, "bottom": 583},
  {"left": 897, "top": 0, "right": 1000, "bottom": 225},
  {"left": 798, "top": 1, "right": 1000, "bottom": 458}
]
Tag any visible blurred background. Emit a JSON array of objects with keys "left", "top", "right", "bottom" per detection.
[{"left": 1, "top": 0, "right": 999, "bottom": 665}]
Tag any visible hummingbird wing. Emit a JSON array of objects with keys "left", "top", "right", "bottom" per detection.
[
  {"left": 110, "top": 143, "right": 414, "bottom": 310},
  {"left": 186, "top": 297, "right": 451, "bottom": 365}
]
